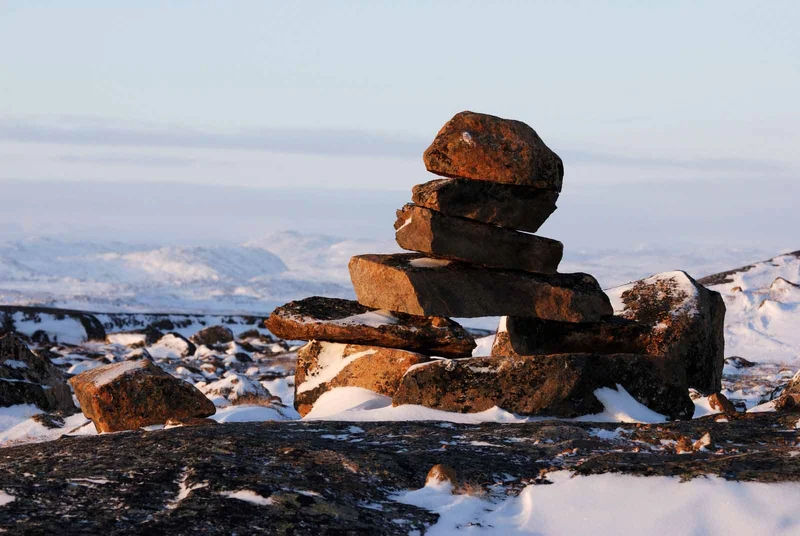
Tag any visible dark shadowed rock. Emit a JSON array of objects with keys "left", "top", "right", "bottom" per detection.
[
  {"left": 394, "top": 204, "right": 563, "bottom": 273},
  {"left": 295, "top": 341, "right": 429, "bottom": 416},
  {"left": 349, "top": 253, "right": 612, "bottom": 320},
  {"left": 608, "top": 271, "right": 726, "bottom": 393},
  {"left": 423, "top": 111, "right": 564, "bottom": 190},
  {"left": 265, "top": 296, "right": 475, "bottom": 358},
  {"left": 191, "top": 325, "right": 235, "bottom": 346},
  {"left": 412, "top": 178, "right": 559, "bottom": 232},
  {"left": 491, "top": 315, "right": 650, "bottom": 357},
  {"left": 393, "top": 353, "right": 694, "bottom": 420},
  {"left": 69, "top": 359, "right": 215, "bottom": 432},
  {"left": 0, "top": 333, "right": 76, "bottom": 414}
]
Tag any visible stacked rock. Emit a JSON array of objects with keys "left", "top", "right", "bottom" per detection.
[{"left": 268, "top": 111, "right": 699, "bottom": 420}]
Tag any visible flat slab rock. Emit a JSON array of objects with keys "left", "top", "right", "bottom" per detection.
[
  {"left": 393, "top": 353, "right": 694, "bottom": 420},
  {"left": 423, "top": 111, "right": 564, "bottom": 191},
  {"left": 412, "top": 177, "right": 559, "bottom": 233},
  {"left": 349, "top": 253, "right": 613, "bottom": 320},
  {"left": 1, "top": 416, "right": 797, "bottom": 534},
  {"left": 394, "top": 204, "right": 563, "bottom": 273},
  {"left": 69, "top": 359, "right": 216, "bottom": 433},
  {"left": 265, "top": 296, "right": 475, "bottom": 358},
  {"left": 295, "top": 341, "right": 428, "bottom": 417}
]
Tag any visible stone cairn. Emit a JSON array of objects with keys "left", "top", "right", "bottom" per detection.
[{"left": 267, "top": 111, "right": 707, "bottom": 420}]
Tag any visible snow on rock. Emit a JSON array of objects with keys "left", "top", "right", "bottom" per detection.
[
  {"left": 607, "top": 270, "right": 700, "bottom": 317},
  {"left": 211, "top": 404, "right": 296, "bottom": 423},
  {"left": 409, "top": 257, "right": 452, "bottom": 269},
  {"left": 200, "top": 371, "right": 272, "bottom": 407},
  {"left": 0, "top": 490, "right": 15, "bottom": 507},
  {"left": 0, "top": 404, "right": 43, "bottom": 434},
  {"left": 148, "top": 333, "right": 195, "bottom": 360},
  {"left": 220, "top": 490, "right": 274, "bottom": 506},
  {"left": 575, "top": 384, "right": 667, "bottom": 424},
  {"left": 295, "top": 343, "right": 377, "bottom": 395}
]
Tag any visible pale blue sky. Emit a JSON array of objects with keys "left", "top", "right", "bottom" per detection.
[{"left": 0, "top": 1, "right": 798, "bottom": 189}]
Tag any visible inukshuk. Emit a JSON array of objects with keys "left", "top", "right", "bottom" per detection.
[{"left": 267, "top": 111, "right": 695, "bottom": 420}]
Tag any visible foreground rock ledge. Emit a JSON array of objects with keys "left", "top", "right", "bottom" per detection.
[
  {"left": 412, "top": 178, "right": 559, "bottom": 233},
  {"left": 349, "top": 253, "right": 613, "bottom": 320},
  {"left": 0, "top": 416, "right": 797, "bottom": 534},
  {"left": 265, "top": 296, "right": 475, "bottom": 358},
  {"left": 69, "top": 359, "right": 216, "bottom": 433},
  {"left": 394, "top": 204, "right": 563, "bottom": 273},
  {"left": 423, "top": 110, "right": 564, "bottom": 191},
  {"left": 393, "top": 353, "right": 694, "bottom": 420}
]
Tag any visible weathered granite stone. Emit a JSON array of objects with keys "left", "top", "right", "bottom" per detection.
[
  {"left": 265, "top": 296, "right": 474, "bottom": 358},
  {"left": 393, "top": 353, "right": 694, "bottom": 420},
  {"left": 191, "top": 325, "right": 234, "bottom": 347},
  {"left": 349, "top": 253, "right": 613, "bottom": 320},
  {"left": 295, "top": 341, "right": 429, "bottom": 416},
  {"left": 412, "top": 178, "right": 559, "bottom": 232},
  {"left": 394, "top": 204, "right": 562, "bottom": 273},
  {"left": 423, "top": 111, "right": 564, "bottom": 190}
]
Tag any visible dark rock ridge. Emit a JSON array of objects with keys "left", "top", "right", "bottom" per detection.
[
  {"left": 295, "top": 341, "right": 429, "bottom": 416},
  {"left": 1, "top": 416, "right": 797, "bottom": 534},
  {"left": 394, "top": 204, "right": 563, "bottom": 273},
  {"left": 0, "top": 334, "right": 76, "bottom": 414},
  {"left": 697, "top": 250, "right": 800, "bottom": 286},
  {"left": 423, "top": 111, "right": 564, "bottom": 191},
  {"left": 412, "top": 177, "right": 559, "bottom": 233},
  {"left": 265, "top": 296, "right": 475, "bottom": 358},
  {"left": 393, "top": 353, "right": 694, "bottom": 420},
  {"left": 349, "top": 253, "right": 613, "bottom": 320}
]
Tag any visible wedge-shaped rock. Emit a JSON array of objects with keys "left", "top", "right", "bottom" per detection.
[
  {"left": 394, "top": 204, "right": 563, "bottom": 273},
  {"left": 1, "top": 333, "right": 76, "bottom": 414},
  {"left": 349, "top": 254, "right": 612, "bottom": 320},
  {"left": 69, "top": 359, "right": 215, "bottom": 432},
  {"left": 393, "top": 353, "right": 694, "bottom": 420},
  {"left": 492, "top": 316, "right": 650, "bottom": 357},
  {"left": 606, "top": 271, "right": 726, "bottom": 393},
  {"left": 412, "top": 178, "right": 558, "bottom": 233},
  {"left": 295, "top": 341, "right": 428, "bottom": 416},
  {"left": 265, "top": 296, "right": 474, "bottom": 358},
  {"left": 423, "top": 111, "right": 564, "bottom": 191}
]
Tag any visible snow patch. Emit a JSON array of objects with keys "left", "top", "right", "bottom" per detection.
[
  {"left": 220, "top": 490, "right": 274, "bottom": 506},
  {"left": 296, "top": 343, "right": 378, "bottom": 395},
  {"left": 409, "top": 257, "right": 451, "bottom": 269}
]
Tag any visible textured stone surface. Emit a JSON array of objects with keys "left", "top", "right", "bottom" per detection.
[
  {"left": 412, "top": 178, "right": 559, "bottom": 232},
  {"left": 0, "top": 334, "right": 76, "bottom": 414},
  {"left": 265, "top": 296, "right": 475, "bottom": 358},
  {"left": 295, "top": 341, "right": 428, "bottom": 416},
  {"left": 393, "top": 353, "right": 694, "bottom": 420},
  {"left": 423, "top": 111, "right": 564, "bottom": 190},
  {"left": 609, "top": 271, "right": 726, "bottom": 393},
  {"left": 69, "top": 359, "right": 215, "bottom": 432},
  {"left": 349, "top": 253, "right": 612, "bottom": 320},
  {"left": 191, "top": 325, "right": 234, "bottom": 346},
  {"left": 394, "top": 204, "right": 563, "bottom": 273},
  {"left": 491, "top": 316, "right": 651, "bottom": 357}
]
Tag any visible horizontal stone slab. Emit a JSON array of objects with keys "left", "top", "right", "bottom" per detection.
[
  {"left": 295, "top": 341, "right": 428, "bottom": 416},
  {"left": 492, "top": 316, "right": 650, "bottom": 357},
  {"left": 393, "top": 353, "right": 694, "bottom": 420},
  {"left": 394, "top": 204, "right": 562, "bottom": 273},
  {"left": 423, "top": 111, "right": 564, "bottom": 190},
  {"left": 412, "top": 178, "right": 559, "bottom": 233},
  {"left": 349, "top": 254, "right": 613, "bottom": 320},
  {"left": 265, "top": 296, "right": 475, "bottom": 358}
]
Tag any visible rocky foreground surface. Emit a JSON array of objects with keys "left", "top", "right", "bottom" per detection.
[{"left": 1, "top": 414, "right": 798, "bottom": 535}]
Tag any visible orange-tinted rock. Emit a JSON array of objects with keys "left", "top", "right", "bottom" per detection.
[
  {"left": 265, "top": 297, "right": 475, "bottom": 358},
  {"left": 295, "top": 341, "right": 429, "bottom": 417},
  {"left": 393, "top": 353, "right": 693, "bottom": 420},
  {"left": 394, "top": 204, "right": 562, "bottom": 273},
  {"left": 491, "top": 316, "right": 650, "bottom": 358},
  {"left": 707, "top": 392, "right": 737, "bottom": 415},
  {"left": 423, "top": 111, "right": 564, "bottom": 191},
  {"left": 426, "top": 464, "right": 458, "bottom": 488},
  {"left": 775, "top": 371, "right": 800, "bottom": 412},
  {"left": 349, "top": 253, "right": 612, "bottom": 321},
  {"left": 411, "top": 178, "right": 559, "bottom": 233},
  {"left": 69, "top": 359, "right": 215, "bottom": 433}
]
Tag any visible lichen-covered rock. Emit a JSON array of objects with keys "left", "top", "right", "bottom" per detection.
[
  {"left": 295, "top": 341, "right": 429, "bottom": 417},
  {"left": 606, "top": 271, "right": 726, "bottom": 393},
  {"left": 393, "top": 353, "right": 694, "bottom": 420},
  {"left": 349, "top": 253, "right": 612, "bottom": 320},
  {"left": 394, "top": 204, "right": 563, "bottom": 273},
  {"left": 423, "top": 111, "right": 564, "bottom": 191},
  {"left": 69, "top": 359, "right": 215, "bottom": 432},
  {"left": 265, "top": 296, "right": 475, "bottom": 358},
  {"left": 0, "top": 333, "right": 76, "bottom": 414},
  {"left": 191, "top": 325, "right": 234, "bottom": 347},
  {"left": 412, "top": 178, "right": 558, "bottom": 233}
]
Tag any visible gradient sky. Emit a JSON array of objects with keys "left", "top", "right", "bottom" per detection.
[{"left": 1, "top": 1, "right": 798, "bottom": 189}]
